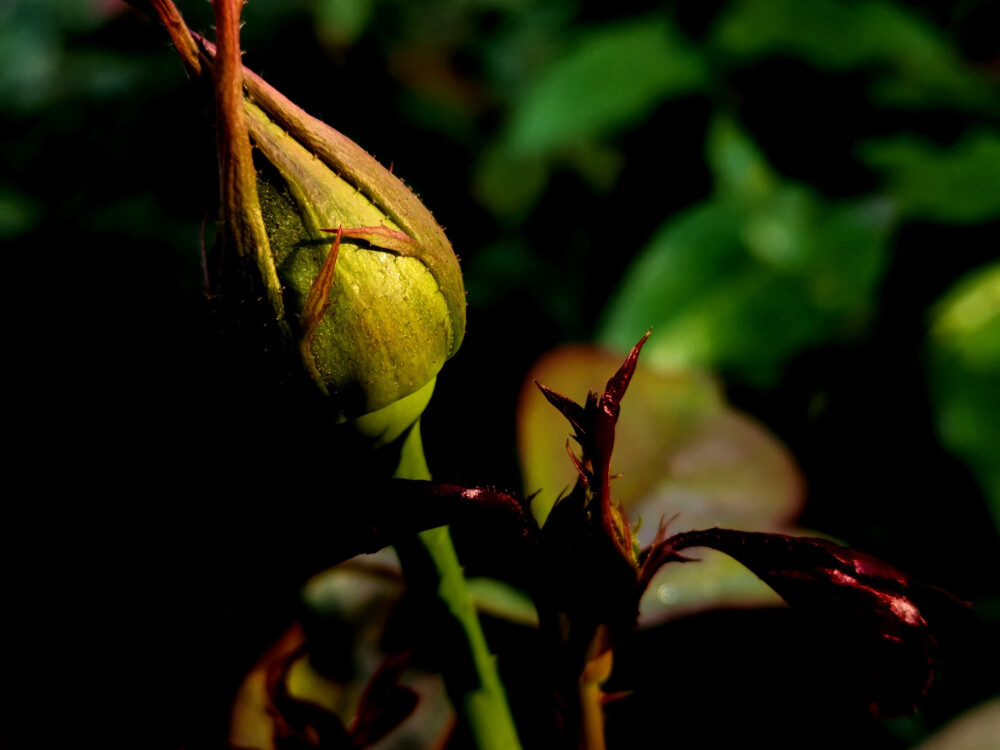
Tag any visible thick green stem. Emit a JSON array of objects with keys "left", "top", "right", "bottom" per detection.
[{"left": 394, "top": 422, "right": 523, "bottom": 750}]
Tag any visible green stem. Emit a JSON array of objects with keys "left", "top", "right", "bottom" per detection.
[{"left": 394, "top": 421, "right": 523, "bottom": 750}]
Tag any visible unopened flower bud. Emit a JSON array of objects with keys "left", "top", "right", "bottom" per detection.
[
  {"left": 240, "top": 68, "right": 465, "bottom": 418},
  {"left": 194, "top": 31, "right": 464, "bottom": 419}
]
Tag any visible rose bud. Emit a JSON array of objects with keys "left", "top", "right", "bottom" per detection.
[
  {"left": 154, "top": 0, "right": 466, "bottom": 419},
  {"left": 240, "top": 67, "right": 466, "bottom": 418}
]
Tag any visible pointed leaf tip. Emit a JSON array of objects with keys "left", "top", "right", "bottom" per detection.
[
  {"left": 536, "top": 380, "right": 589, "bottom": 437},
  {"left": 602, "top": 330, "right": 651, "bottom": 417}
]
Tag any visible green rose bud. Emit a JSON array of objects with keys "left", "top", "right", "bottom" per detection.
[
  {"left": 182, "top": 24, "right": 465, "bottom": 420},
  {"left": 240, "top": 67, "right": 465, "bottom": 418}
]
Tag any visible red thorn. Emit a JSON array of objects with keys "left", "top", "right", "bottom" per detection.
[{"left": 536, "top": 381, "right": 588, "bottom": 437}]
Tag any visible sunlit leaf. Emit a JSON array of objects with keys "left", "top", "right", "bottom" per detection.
[
  {"left": 503, "top": 16, "right": 707, "bottom": 156},
  {"left": 598, "top": 198, "right": 890, "bottom": 385},
  {"left": 861, "top": 132, "right": 1000, "bottom": 224},
  {"left": 927, "top": 261, "right": 1000, "bottom": 532}
]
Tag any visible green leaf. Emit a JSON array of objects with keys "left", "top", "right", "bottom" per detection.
[
  {"left": 503, "top": 16, "right": 707, "bottom": 156},
  {"left": 639, "top": 548, "right": 784, "bottom": 624},
  {"left": 467, "top": 578, "right": 540, "bottom": 628},
  {"left": 712, "top": 0, "right": 997, "bottom": 111},
  {"left": 713, "top": 0, "right": 883, "bottom": 69},
  {"left": 927, "top": 262, "right": 1000, "bottom": 533},
  {"left": 598, "top": 196, "right": 891, "bottom": 385},
  {"left": 473, "top": 148, "right": 551, "bottom": 220},
  {"left": 0, "top": 187, "right": 41, "bottom": 240},
  {"left": 707, "top": 115, "right": 778, "bottom": 205},
  {"left": 911, "top": 697, "right": 1000, "bottom": 750},
  {"left": 314, "top": 0, "right": 375, "bottom": 46},
  {"left": 599, "top": 118, "right": 892, "bottom": 386},
  {"left": 860, "top": 131, "right": 1000, "bottom": 224}
]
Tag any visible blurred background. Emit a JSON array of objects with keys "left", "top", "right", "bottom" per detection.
[{"left": 2, "top": 0, "right": 998, "bottom": 747}]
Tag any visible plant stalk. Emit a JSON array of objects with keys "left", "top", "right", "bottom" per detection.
[
  {"left": 577, "top": 677, "right": 607, "bottom": 750},
  {"left": 394, "top": 422, "right": 523, "bottom": 750}
]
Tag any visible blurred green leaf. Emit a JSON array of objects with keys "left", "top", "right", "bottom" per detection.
[
  {"left": 927, "top": 262, "right": 1000, "bottom": 533},
  {"left": 707, "top": 115, "right": 778, "bottom": 204},
  {"left": 474, "top": 148, "right": 550, "bottom": 220},
  {"left": 599, "top": 119, "right": 891, "bottom": 386},
  {"left": 860, "top": 131, "right": 1000, "bottom": 224},
  {"left": 234, "top": 554, "right": 453, "bottom": 750},
  {"left": 0, "top": 2, "right": 170, "bottom": 113},
  {"left": 0, "top": 14, "right": 60, "bottom": 112},
  {"left": 912, "top": 697, "right": 1000, "bottom": 750},
  {"left": 467, "top": 577, "right": 539, "bottom": 627},
  {"left": 712, "top": 0, "right": 998, "bottom": 111},
  {"left": 639, "top": 548, "right": 784, "bottom": 625},
  {"left": 503, "top": 16, "right": 707, "bottom": 157},
  {"left": 0, "top": 187, "right": 42, "bottom": 239},
  {"left": 463, "top": 239, "right": 548, "bottom": 305},
  {"left": 314, "top": 0, "right": 375, "bottom": 46}
]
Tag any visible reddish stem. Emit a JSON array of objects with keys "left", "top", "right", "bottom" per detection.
[
  {"left": 141, "top": 0, "right": 202, "bottom": 76},
  {"left": 213, "top": 0, "right": 252, "bottom": 255}
]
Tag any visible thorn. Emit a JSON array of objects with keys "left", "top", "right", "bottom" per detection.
[
  {"left": 601, "top": 690, "right": 633, "bottom": 706},
  {"left": 565, "top": 442, "right": 589, "bottom": 486},
  {"left": 651, "top": 512, "right": 681, "bottom": 547},
  {"left": 535, "top": 381, "right": 588, "bottom": 436}
]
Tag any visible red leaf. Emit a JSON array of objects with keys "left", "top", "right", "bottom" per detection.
[{"left": 643, "top": 528, "right": 956, "bottom": 716}]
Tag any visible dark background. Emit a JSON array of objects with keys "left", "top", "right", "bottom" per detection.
[{"left": 3, "top": 0, "right": 998, "bottom": 747}]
